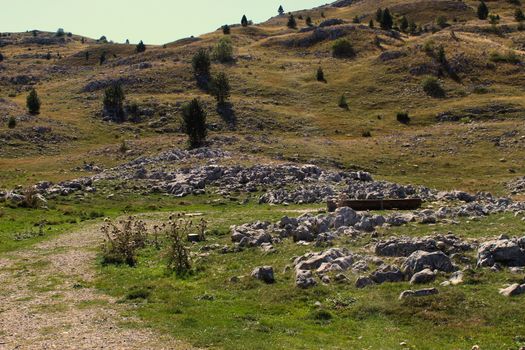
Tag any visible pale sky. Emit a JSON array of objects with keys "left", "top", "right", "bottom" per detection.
[{"left": 1, "top": 0, "right": 329, "bottom": 44}]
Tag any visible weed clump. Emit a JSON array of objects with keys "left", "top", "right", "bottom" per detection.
[
  {"left": 101, "top": 217, "right": 148, "bottom": 266},
  {"left": 397, "top": 112, "right": 411, "bottom": 124},
  {"left": 165, "top": 215, "right": 193, "bottom": 275}
]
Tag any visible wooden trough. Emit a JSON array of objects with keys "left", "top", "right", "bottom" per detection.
[{"left": 327, "top": 198, "right": 423, "bottom": 212}]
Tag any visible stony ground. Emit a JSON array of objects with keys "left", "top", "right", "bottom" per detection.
[{"left": 0, "top": 223, "right": 194, "bottom": 350}]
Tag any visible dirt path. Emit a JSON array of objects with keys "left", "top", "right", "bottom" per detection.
[{"left": 0, "top": 223, "right": 194, "bottom": 350}]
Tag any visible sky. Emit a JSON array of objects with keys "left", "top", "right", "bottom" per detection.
[{"left": 1, "top": 0, "right": 330, "bottom": 45}]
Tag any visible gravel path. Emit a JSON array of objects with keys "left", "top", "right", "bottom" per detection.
[{"left": 0, "top": 224, "right": 194, "bottom": 350}]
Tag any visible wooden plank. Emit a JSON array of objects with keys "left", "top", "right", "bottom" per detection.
[{"left": 327, "top": 198, "right": 422, "bottom": 212}]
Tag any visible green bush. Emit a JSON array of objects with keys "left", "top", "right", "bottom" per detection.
[
  {"left": 213, "top": 37, "right": 234, "bottom": 63},
  {"left": 136, "top": 40, "right": 146, "bottom": 53},
  {"left": 287, "top": 14, "right": 297, "bottom": 29},
  {"left": 7, "top": 116, "right": 16, "bottom": 129},
  {"left": 332, "top": 39, "right": 355, "bottom": 58},
  {"left": 103, "top": 83, "right": 126, "bottom": 122},
  {"left": 192, "top": 49, "right": 211, "bottom": 77},
  {"left": 338, "top": 94, "right": 349, "bottom": 109},
  {"left": 317, "top": 67, "right": 325, "bottom": 82},
  {"left": 26, "top": 89, "right": 41, "bottom": 115},
  {"left": 101, "top": 217, "right": 148, "bottom": 267},
  {"left": 422, "top": 77, "right": 445, "bottom": 98},
  {"left": 478, "top": 1, "right": 489, "bottom": 20},
  {"left": 182, "top": 99, "right": 207, "bottom": 149},
  {"left": 397, "top": 112, "right": 411, "bottom": 124},
  {"left": 210, "top": 72, "right": 231, "bottom": 105},
  {"left": 222, "top": 24, "right": 231, "bottom": 35}
]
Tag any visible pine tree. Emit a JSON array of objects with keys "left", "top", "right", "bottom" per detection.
[
  {"left": 409, "top": 20, "right": 417, "bottom": 34},
  {"left": 222, "top": 24, "right": 231, "bottom": 35},
  {"left": 399, "top": 16, "right": 409, "bottom": 32},
  {"left": 515, "top": 8, "right": 525, "bottom": 21},
  {"left": 316, "top": 67, "right": 325, "bottom": 82},
  {"left": 7, "top": 116, "right": 16, "bottom": 129},
  {"left": 103, "top": 83, "right": 125, "bottom": 122},
  {"left": 85, "top": 51, "right": 90, "bottom": 61},
  {"left": 210, "top": 72, "right": 231, "bottom": 105},
  {"left": 376, "top": 8, "right": 383, "bottom": 22},
  {"left": 241, "top": 15, "right": 249, "bottom": 27},
  {"left": 182, "top": 99, "right": 207, "bottom": 149},
  {"left": 278, "top": 5, "right": 284, "bottom": 15},
  {"left": 192, "top": 49, "right": 211, "bottom": 77},
  {"left": 338, "top": 94, "right": 349, "bottom": 109},
  {"left": 369, "top": 19, "right": 374, "bottom": 28},
  {"left": 287, "top": 14, "right": 297, "bottom": 29},
  {"left": 380, "top": 8, "right": 393, "bottom": 30},
  {"left": 478, "top": 1, "right": 489, "bottom": 20},
  {"left": 306, "top": 16, "right": 313, "bottom": 26},
  {"left": 136, "top": 40, "right": 146, "bottom": 53},
  {"left": 99, "top": 52, "right": 107, "bottom": 65},
  {"left": 26, "top": 89, "right": 41, "bottom": 115}
]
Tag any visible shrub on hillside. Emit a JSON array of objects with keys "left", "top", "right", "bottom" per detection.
[
  {"left": 287, "top": 14, "right": 297, "bottom": 29},
  {"left": 210, "top": 72, "right": 231, "bottom": 105},
  {"left": 56, "top": 28, "right": 65, "bottom": 37},
  {"left": 278, "top": 5, "right": 285, "bottom": 16},
  {"left": 332, "top": 38, "right": 355, "bottom": 58},
  {"left": 399, "top": 16, "right": 409, "bottom": 32},
  {"left": 515, "top": 8, "right": 525, "bottom": 22},
  {"left": 380, "top": 8, "right": 393, "bottom": 30},
  {"left": 192, "top": 49, "right": 211, "bottom": 77},
  {"left": 397, "top": 112, "right": 411, "bottom": 124},
  {"left": 306, "top": 16, "right": 313, "bottom": 26},
  {"left": 182, "top": 99, "right": 207, "bottom": 149},
  {"left": 241, "top": 15, "right": 249, "bottom": 27},
  {"left": 436, "top": 16, "right": 448, "bottom": 28},
  {"left": 338, "top": 94, "right": 349, "bottom": 109},
  {"left": 101, "top": 217, "right": 148, "bottom": 266},
  {"left": 103, "top": 83, "right": 126, "bottom": 122},
  {"left": 316, "top": 67, "right": 325, "bottom": 82},
  {"left": 0, "top": 52, "right": 4, "bottom": 62},
  {"left": 26, "top": 89, "right": 41, "bottom": 115},
  {"left": 213, "top": 37, "right": 234, "bottom": 63},
  {"left": 7, "top": 116, "right": 16, "bottom": 129},
  {"left": 478, "top": 1, "right": 489, "bottom": 20},
  {"left": 222, "top": 24, "right": 231, "bottom": 35},
  {"left": 136, "top": 40, "right": 146, "bottom": 53},
  {"left": 422, "top": 77, "right": 445, "bottom": 98}
]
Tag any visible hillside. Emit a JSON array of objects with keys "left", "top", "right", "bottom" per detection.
[{"left": 1, "top": 0, "right": 525, "bottom": 349}]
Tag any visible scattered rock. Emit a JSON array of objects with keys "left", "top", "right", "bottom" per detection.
[
  {"left": 402, "top": 250, "right": 455, "bottom": 277},
  {"left": 399, "top": 288, "right": 439, "bottom": 300},
  {"left": 251, "top": 266, "right": 275, "bottom": 284},
  {"left": 410, "top": 268, "right": 436, "bottom": 284},
  {"left": 499, "top": 283, "right": 525, "bottom": 297}
]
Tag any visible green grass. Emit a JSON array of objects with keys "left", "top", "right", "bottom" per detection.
[{"left": 95, "top": 205, "right": 525, "bottom": 350}]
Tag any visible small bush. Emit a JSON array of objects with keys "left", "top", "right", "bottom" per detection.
[
  {"left": 316, "top": 67, "right": 325, "bottom": 82},
  {"left": 338, "top": 94, "right": 349, "bottom": 109},
  {"left": 101, "top": 217, "right": 148, "bottom": 266},
  {"left": 0, "top": 52, "right": 4, "bottom": 62},
  {"left": 422, "top": 77, "right": 445, "bottom": 98},
  {"left": 478, "top": 1, "right": 489, "bottom": 20},
  {"left": 241, "top": 15, "right": 249, "bottom": 27},
  {"left": 515, "top": 8, "right": 525, "bottom": 22},
  {"left": 436, "top": 16, "right": 448, "bottom": 28},
  {"left": 309, "top": 309, "right": 333, "bottom": 322},
  {"left": 306, "top": 16, "right": 313, "bottom": 26},
  {"left": 397, "top": 112, "right": 411, "bottom": 124},
  {"left": 362, "top": 130, "right": 372, "bottom": 137},
  {"left": 7, "top": 116, "right": 16, "bottom": 129},
  {"left": 332, "top": 39, "right": 355, "bottom": 58},
  {"left": 222, "top": 25, "right": 231, "bottom": 35}
]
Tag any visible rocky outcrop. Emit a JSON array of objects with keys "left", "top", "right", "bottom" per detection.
[
  {"left": 399, "top": 288, "right": 439, "bottom": 300},
  {"left": 402, "top": 251, "right": 455, "bottom": 277},
  {"left": 477, "top": 237, "right": 525, "bottom": 267}
]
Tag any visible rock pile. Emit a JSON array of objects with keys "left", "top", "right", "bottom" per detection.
[{"left": 477, "top": 236, "right": 525, "bottom": 268}]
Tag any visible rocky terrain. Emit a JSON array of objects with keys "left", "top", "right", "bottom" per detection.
[{"left": 2, "top": 0, "right": 525, "bottom": 348}]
